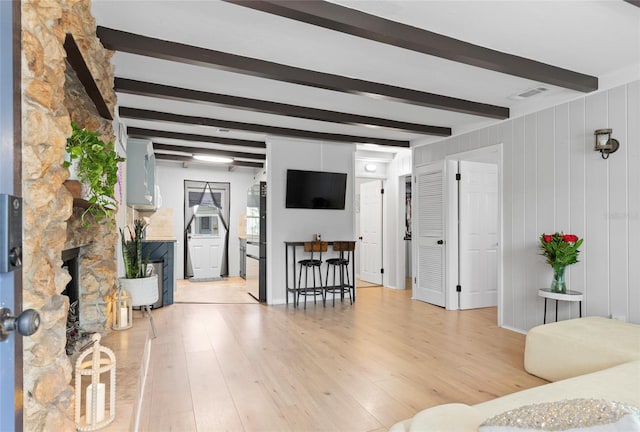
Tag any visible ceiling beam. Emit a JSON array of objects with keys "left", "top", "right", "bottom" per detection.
[
  {"left": 98, "top": 26, "right": 509, "bottom": 119},
  {"left": 154, "top": 152, "right": 263, "bottom": 168},
  {"left": 126, "top": 126, "right": 266, "bottom": 148},
  {"left": 225, "top": 0, "right": 598, "bottom": 93},
  {"left": 120, "top": 107, "right": 414, "bottom": 147},
  {"left": 115, "top": 78, "right": 447, "bottom": 139},
  {"left": 152, "top": 143, "right": 265, "bottom": 161}
]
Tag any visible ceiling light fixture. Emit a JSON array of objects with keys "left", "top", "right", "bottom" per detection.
[
  {"left": 193, "top": 155, "right": 233, "bottom": 164},
  {"left": 594, "top": 129, "right": 620, "bottom": 159}
]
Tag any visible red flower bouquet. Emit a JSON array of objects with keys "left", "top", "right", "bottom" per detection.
[
  {"left": 539, "top": 232, "right": 583, "bottom": 268},
  {"left": 539, "top": 232, "right": 583, "bottom": 293}
]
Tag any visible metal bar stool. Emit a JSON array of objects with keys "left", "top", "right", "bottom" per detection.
[
  {"left": 297, "top": 241, "right": 328, "bottom": 309},
  {"left": 324, "top": 241, "right": 356, "bottom": 306}
]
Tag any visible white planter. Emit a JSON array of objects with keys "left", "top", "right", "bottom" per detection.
[{"left": 118, "top": 275, "right": 159, "bottom": 307}]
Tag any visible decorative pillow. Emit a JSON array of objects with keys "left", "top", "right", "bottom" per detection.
[{"left": 478, "top": 399, "right": 640, "bottom": 432}]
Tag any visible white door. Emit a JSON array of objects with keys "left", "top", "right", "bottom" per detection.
[
  {"left": 359, "top": 180, "right": 383, "bottom": 285},
  {"left": 413, "top": 162, "right": 446, "bottom": 306},
  {"left": 459, "top": 161, "right": 498, "bottom": 309},
  {"left": 188, "top": 213, "right": 224, "bottom": 279}
]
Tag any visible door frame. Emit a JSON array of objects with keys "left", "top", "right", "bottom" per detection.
[
  {"left": 0, "top": 1, "right": 23, "bottom": 430},
  {"left": 444, "top": 145, "right": 503, "bottom": 324}
]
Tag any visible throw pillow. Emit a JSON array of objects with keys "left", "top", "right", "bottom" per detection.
[{"left": 478, "top": 398, "right": 640, "bottom": 432}]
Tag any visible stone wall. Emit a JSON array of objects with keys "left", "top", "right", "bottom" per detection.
[{"left": 21, "top": 0, "right": 117, "bottom": 430}]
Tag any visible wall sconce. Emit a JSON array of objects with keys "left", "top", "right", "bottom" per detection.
[
  {"left": 594, "top": 129, "right": 620, "bottom": 159},
  {"left": 364, "top": 163, "right": 377, "bottom": 172}
]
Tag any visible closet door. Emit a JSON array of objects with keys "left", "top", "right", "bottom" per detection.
[{"left": 413, "top": 162, "right": 446, "bottom": 307}]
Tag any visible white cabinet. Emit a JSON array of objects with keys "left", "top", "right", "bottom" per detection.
[{"left": 126, "top": 138, "right": 157, "bottom": 210}]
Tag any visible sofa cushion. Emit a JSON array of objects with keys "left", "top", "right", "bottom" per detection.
[
  {"left": 478, "top": 398, "right": 640, "bottom": 432},
  {"left": 388, "top": 403, "right": 485, "bottom": 432},
  {"left": 474, "top": 360, "right": 640, "bottom": 419},
  {"left": 524, "top": 317, "right": 640, "bottom": 382},
  {"left": 390, "top": 360, "right": 640, "bottom": 432}
]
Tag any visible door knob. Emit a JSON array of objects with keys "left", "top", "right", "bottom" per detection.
[
  {"left": 437, "top": 240, "right": 444, "bottom": 245},
  {"left": 0, "top": 308, "right": 40, "bottom": 342},
  {"left": 358, "top": 236, "right": 363, "bottom": 240}
]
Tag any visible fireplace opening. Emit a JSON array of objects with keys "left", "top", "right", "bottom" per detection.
[{"left": 62, "top": 247, "right": 89, "bottom": 355}]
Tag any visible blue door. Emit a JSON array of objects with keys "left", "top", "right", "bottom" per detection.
[{"left": 1, "top": 3, "right": 21, "bottom": 430}]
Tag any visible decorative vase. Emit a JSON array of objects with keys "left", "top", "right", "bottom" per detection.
[{"left": 551, "top": 266, "right": 567, "bottom": 293}]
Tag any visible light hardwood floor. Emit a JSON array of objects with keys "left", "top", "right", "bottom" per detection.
[
  {"left": 174, "top": 277, "right": 258, "bottom": 304},
  {"left": 135, "top": 285, "right": 546, "bottom": 431}
]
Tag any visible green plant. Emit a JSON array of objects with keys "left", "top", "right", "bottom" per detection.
[
  {"left": 65, "top": 122, "right": 125, "bottom": 225},
  {"left": 539, "top": 232, "right": 584, "bottom": 269},
  {"left": 120, "top": 219, "right": 150, "bottom": 278}
]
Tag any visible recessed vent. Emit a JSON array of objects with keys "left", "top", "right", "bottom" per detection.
[{"left": 509, "top": 86, "right": 550, "bottom": 100}]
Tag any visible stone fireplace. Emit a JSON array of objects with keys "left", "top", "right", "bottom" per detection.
[{"left": 21, "top": 1, "right": 119, "bottom": 430}]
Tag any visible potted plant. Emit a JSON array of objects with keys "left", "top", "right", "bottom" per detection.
[
  {"left": 64, "top": 122, "right": 125, "bottom": 225},
  {"left": 118, "top": 219, "right": 159, "bottom": 333}
]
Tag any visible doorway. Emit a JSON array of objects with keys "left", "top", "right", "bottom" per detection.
[
  {"left": 359, "top": 180, "right": 383, "bottom": 286},
  {"left": 403, "top": 175, "right": 412, "bottom": 290},
  {"left": 183, "top": 181, "right": 230, "bottom": 281}
]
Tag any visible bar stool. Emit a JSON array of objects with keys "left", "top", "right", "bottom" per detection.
[
  {"left": 324, "top": 241, "right": 356, "bottom": 306},
  {"left": 297, "top": 241, "right": 328, "bottom": 309}
]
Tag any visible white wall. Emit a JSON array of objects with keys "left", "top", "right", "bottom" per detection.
[
  {"left": 267, "top": 137, "right": 355, "bottom": 304},
  {"left": 154, "top": 161, "right": 257, "bottom": 279},
  {"left": 414, "top": 80, "right": 640, "bottom": 332}
]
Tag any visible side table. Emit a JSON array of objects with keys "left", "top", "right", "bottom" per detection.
[{"left": 538, "top": 288, "right": 583, "bottom": 324}]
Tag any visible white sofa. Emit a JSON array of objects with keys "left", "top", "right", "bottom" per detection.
[{"left": 390, "top": 318, "right": 640, "bottom": 431}]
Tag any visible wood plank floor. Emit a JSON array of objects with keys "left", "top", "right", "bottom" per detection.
[{"left": 138, "top": 286, "right": 546, "bottom": 431}]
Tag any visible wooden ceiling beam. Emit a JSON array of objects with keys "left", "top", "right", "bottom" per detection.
[
  {"left": 126, "top": 126, "right": 266, "bottom": 148},
  {"left": 116, "top": 78, "right": 444, "bottom": 140},
  {"left": 98, "top": 26, "right": 509, "bottom": 119},
  {"left": 120, "top": 107, "right": 414, "bottom": 147},
  {"left": 225, "top": 0, "right": 598, "bottom": 93},
  {"left": 154, "top": 152, "right": 263, "bottom": 168},
  {"left": 151, "top": 143, "right": 265, "bottom": 161}
]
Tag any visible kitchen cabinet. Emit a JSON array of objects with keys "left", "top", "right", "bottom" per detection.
[{"left": 126, "top": 138, "right": 157, "bottom": 210}]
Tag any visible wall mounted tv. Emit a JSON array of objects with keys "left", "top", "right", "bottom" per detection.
[{"left": 286, "top": 169, "right": 348, "bottom": 210}]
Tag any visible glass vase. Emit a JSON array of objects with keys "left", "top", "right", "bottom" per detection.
[{"left": 551, "top": 266, "right": 567, "bottom": 293}]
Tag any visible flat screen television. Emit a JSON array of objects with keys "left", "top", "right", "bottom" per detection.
[{"left": 286, "top": 169, "right": 347, "bottom": 210}]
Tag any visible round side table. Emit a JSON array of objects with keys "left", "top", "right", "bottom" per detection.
[{"left": 538, "top": 288, "right": 583, "bottom": 324}]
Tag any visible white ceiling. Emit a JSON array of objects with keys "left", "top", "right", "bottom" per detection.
[{"left": 90, "top": 0, "right": 640, "bottom": 166}]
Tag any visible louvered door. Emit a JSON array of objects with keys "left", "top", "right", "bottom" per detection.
[{"left": 413, "top": 162, "right": 446, "bottom": 306}]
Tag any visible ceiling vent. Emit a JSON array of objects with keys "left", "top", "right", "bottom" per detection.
[{"left": 509, "top": 86, "right": 550, "bottom": 100}]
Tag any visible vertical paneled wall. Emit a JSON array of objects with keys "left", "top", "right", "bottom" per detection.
[{"left": 414, "top": 80, "right": 640, "bottom": 332}]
